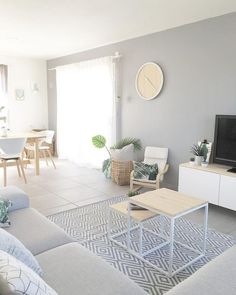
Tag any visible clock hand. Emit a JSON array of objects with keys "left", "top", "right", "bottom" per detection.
[{"left": 144, "top": 75, "right": 157, "bottom": 91}]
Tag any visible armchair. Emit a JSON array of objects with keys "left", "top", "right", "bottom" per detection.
[{"left": 130, "top": 146, "right": 169, "bottom": 191}]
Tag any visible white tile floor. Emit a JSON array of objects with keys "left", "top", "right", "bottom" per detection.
[{"left": 4, "top": 158, "right": 236, "bottom": 238}]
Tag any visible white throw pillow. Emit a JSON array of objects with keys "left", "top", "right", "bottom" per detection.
[
  {"left": 0, "top": 228, "right": 42, "bottom": 275},
  {"left": 0, "top": 250, "right": 57, "bottom": 295},
  {"left": 110, "top": 144, "right": 134, "bottom": 161}
]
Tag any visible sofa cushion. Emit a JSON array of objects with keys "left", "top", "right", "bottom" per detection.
[
  {"left": 0, "top": 228, "right": 42, "bottom": 275},
  {"left": 0, "top": 250, "right": 57, "bottom": 295},
  {"left": 6, "top": 208, "right": 73, "bottom": 255},
  {"left": 0, "top": 186, "right": 29, "bottom": 212},
  {"left": 36, "top": 242, "right": 146, "bottom": 295},
  {"left": 110, "top": 144, "right": 134, "bottom": 161},
  {"left": 166, "top": 245, "right": 236, "bottom": 295}
]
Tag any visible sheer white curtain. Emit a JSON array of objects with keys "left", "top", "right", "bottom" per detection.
[{"left": 56, "top": 56, "right": 115, "bottom": 168}]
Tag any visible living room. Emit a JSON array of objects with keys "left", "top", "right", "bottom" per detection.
[{"left": 0, "top": 1, "right": 236, "bottom": 295}]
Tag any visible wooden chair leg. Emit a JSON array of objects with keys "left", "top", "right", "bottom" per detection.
[
  {"left": 43, "top": 150, "right": 49, "bottom": 166},
  {"left": 16, "top": 159, "right": 21, "bottom": 177},
  {"left": 47, "top": 149, "right": 56, "bottom": 169},
  {"left": 3, "top": 160, "right": 7, "bottom": 187},
  {"left": 19, "top": 159, "right": 27, "bottom": 184},
  {"left": 24, "top": 148, "right": 29, "bottom": 168}
]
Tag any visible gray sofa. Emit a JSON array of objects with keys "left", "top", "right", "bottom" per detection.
[
  {"left": 1, "top": 186, "right": 146, "bottom": 295},
  {"left": 1, "top": 186, "right": 236, "bottom": 295}
]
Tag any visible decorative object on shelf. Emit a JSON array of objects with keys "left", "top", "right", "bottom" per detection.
[
  {"left": 201, "top": 161, "right": 209, "bottom": 168},
  {"left": 189, "top": 157, "right": 195, "bottom": 166},
  {"left": 198, "top": 139, "right": 212, "bottom": 163},
  {"left": 190, "top": 143, "right": 206, "bottom": 166},
  {"left": 15, "top": 89, "right": 25, "bottom": 101},
  {"left": 191, "top": 140, "right": 211, "bottom": 166},
  {"left": 135, "top": 62, "right": 164, "bottom": 100}
]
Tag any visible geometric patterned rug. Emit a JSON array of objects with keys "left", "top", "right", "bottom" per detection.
[{"left": 48, "top": 196, "right": 236, "bottom": 295}]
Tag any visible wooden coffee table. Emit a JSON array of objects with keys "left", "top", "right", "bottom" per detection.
[{"left": 108, "top": 188, "right": 208, "bottom": 277}]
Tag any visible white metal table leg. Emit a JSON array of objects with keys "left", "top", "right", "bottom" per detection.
[
  {"left": 202, "top": 203, "right": 208, "bottom": 254},
  {"left": 159, "top": 215, "right": 165, "bottom": 238},
  {"left": 139, "top": 223, "right": 143, "bottom": 255},
  {"left": 168, "top": 217, "right": 175, "bottom": 276}
]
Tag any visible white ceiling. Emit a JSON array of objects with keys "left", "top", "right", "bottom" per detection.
[{"left": 0, "top": 0, "right": 235, "bottom": 60}]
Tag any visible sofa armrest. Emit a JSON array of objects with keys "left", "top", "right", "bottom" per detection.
[{"left": 0, "top": 186, "right": 29, "bottom": 212}]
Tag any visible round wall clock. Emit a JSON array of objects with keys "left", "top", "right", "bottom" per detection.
[{"left": 135, "top": 62, "right": 164, "bottom": 100}]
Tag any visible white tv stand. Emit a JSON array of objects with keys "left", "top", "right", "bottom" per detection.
[{"left": 178, "top": 163, "right": 236, "bottom": 211}]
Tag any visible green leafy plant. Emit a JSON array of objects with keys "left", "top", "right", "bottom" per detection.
[
  {"left": 127, "top": 190, "right": 140, "bottom": 197},
  {"left": 190, "top": 144, "right": 204, "bottom": 157},
  {"left": 92, "top": 135, "right": 142, "bottom": 179},
  {"left": 111, "top": 138, "right": 142, "bottom": 151},
  {"left": 92, "top": 135, "right": 111, "bottom": 156},
  {"left": 191, "top": 143, "right": 208, "bottom": 161}
]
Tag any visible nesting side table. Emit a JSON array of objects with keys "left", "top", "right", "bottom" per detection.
[{"left": 108, "top": 188, "right": 208, "bottom": 277}]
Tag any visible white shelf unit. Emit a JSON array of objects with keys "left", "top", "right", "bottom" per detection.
[{"left": 178, "top": 163, "right": 236, "bottom": 211}]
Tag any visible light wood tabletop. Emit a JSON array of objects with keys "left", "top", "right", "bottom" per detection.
[
  {"left": 130, "top": 188, "right": 208, "bottom": 217},
  {"left": 110, "top": 201, "right": 157, "bottom": 222},
  {"left": 0, "top": 132, "right": 45, "bottom": 139}
]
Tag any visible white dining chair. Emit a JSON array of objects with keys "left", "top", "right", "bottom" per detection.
[
  {"left": 25, "top": 130, "right": 56, "bottom": 169},
  {"left": 0, "top": 137, "right": 27, "bottom": 186}
]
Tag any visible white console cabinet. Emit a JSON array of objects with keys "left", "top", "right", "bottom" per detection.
[{"left": 179, "top": 163, "right": 236, "bottom": 210}]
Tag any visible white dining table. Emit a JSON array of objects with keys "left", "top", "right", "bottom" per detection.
[{"left": 0, "top": 132, "right": 46, "bottom": 175}]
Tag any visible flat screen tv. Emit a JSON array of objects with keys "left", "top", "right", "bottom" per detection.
[{"left": 213, "top": 115, "right": 236, "bottom": 168}]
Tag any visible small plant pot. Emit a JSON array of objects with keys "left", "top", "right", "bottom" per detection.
[
  {"left": 201, "top": 161, "right": 209, "bottom": 168},
  {"left": 195, "top": 156, "right": 203, "bottom": 166}
]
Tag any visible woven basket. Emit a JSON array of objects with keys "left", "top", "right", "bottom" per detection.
[{"left": 111, "top": 160, "right": 133, "bottom": 186}]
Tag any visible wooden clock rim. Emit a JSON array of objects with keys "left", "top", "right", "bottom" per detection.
[{"left": 135, "top": 62, "right": 164, "bottom": 100}]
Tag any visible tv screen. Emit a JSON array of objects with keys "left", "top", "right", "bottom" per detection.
[{"left": 213, "top": 115, "right": 236, "bottom": 166}]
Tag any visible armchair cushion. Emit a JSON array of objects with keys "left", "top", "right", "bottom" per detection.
[
  {"left": 133, "top": 162, "right": 158, "bottom": 181},
  {"left": 144, "top": 147, "right": 168, "bottom": 172}
]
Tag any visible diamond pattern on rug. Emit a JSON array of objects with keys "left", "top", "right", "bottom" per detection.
[{"left": 48, "top": 196, "right": 236, "bottom": 295}]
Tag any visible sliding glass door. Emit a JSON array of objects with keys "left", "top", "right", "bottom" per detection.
[{"left": 56, "top": 56, "right": 115, "bottom": 168}]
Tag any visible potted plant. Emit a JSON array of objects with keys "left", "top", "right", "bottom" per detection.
[
  {"left": 92, "top": 135, "right": 142, "bottom": 178},
  {"left": 190, "top": 143, "right": 205, "bottom": 166}
]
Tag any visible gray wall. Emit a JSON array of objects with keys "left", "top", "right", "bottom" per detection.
[{"left": 47, "top": 13, "right": 236, "bottom": 189}]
